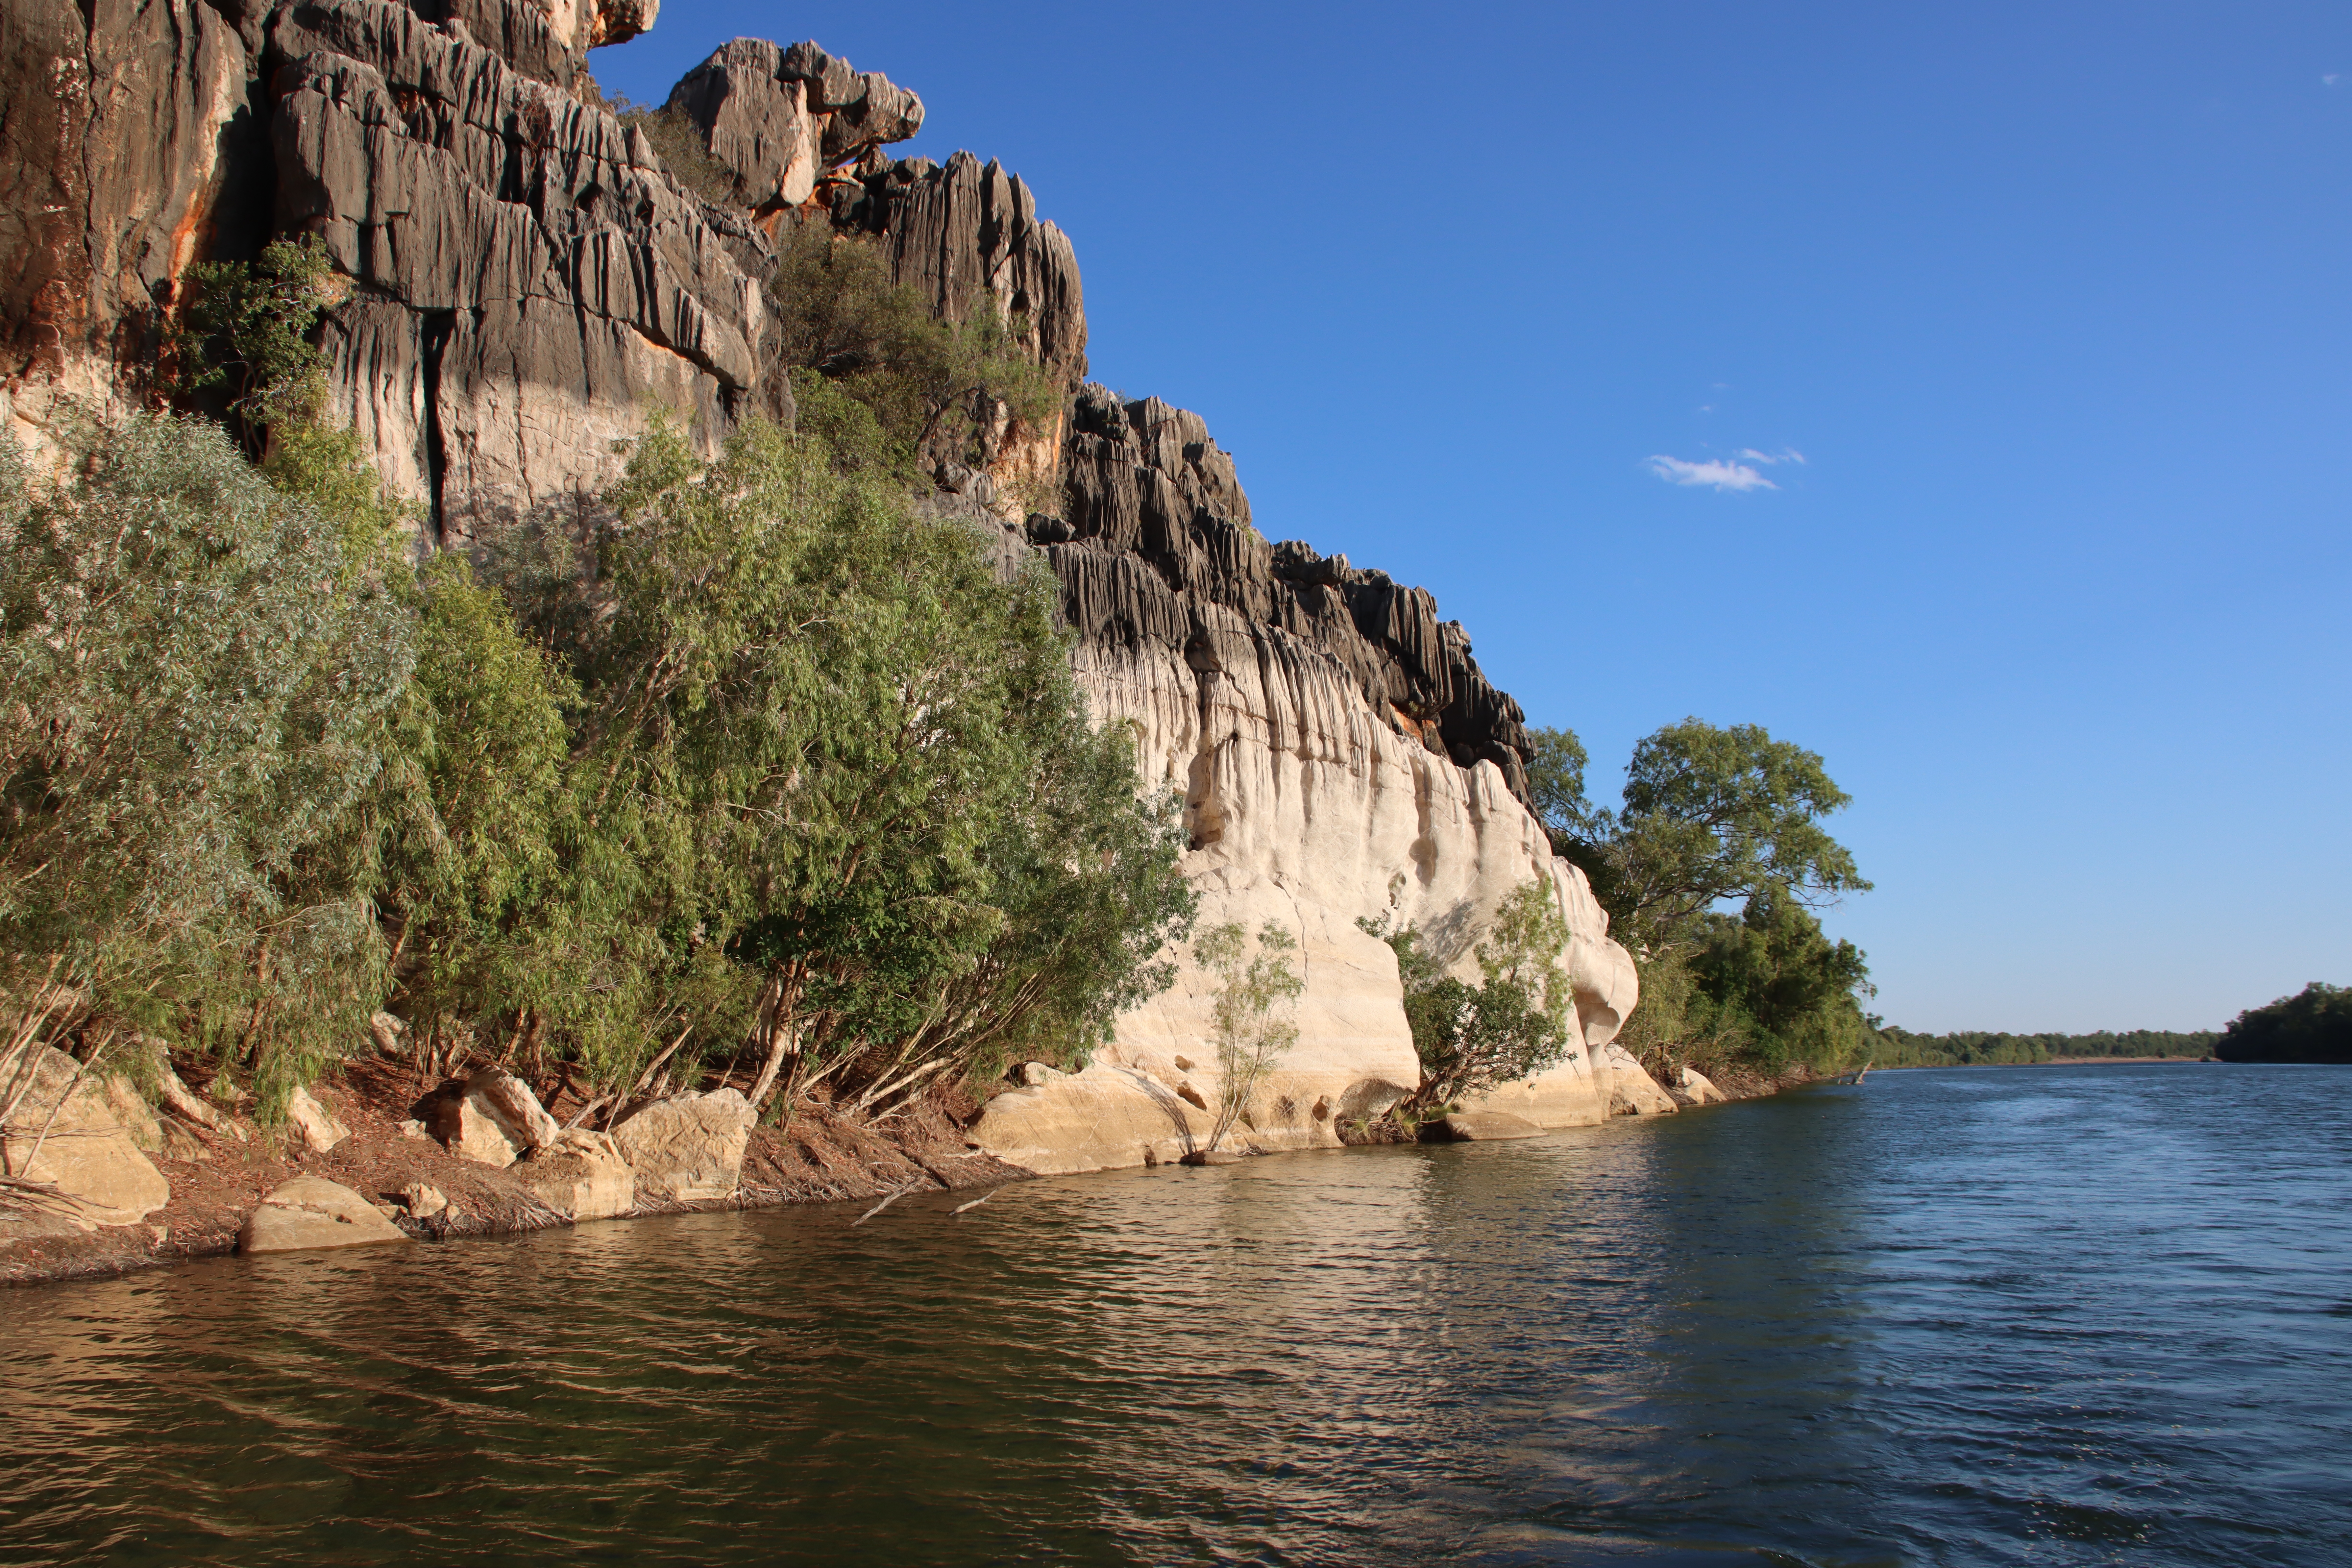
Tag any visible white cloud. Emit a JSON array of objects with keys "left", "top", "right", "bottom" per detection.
[
  {"left": 1647, "top": 454, "right": 1777, "bottom": 492},
  {"left": 1737, "top": 446, "right": 1807, "bottom": 465}
]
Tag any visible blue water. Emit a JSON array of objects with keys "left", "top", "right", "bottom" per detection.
[{"left": 3, "top": 1063, "right": 2347, "bottom": 1565}]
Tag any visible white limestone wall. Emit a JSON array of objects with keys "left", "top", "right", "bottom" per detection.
[{"left": 971, "top": 604, "right": 1640, "bottom": 1174}]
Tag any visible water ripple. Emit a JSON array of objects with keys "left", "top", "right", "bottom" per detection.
[{"left": 1, "top": 1065, "right": 2348, "bottom": 1565}]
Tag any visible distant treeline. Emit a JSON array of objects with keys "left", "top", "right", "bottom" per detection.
[{"left": 1874, "top": 1028, "right": 2218, "bottom": 1067}]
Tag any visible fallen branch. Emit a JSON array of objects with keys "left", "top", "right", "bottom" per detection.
[
  {"left": 851, "top": 1176, "right": 925, "bottom": 1227},
  {"left": 951, "top": 1187, "right": 1001, "bottom": 1216}
]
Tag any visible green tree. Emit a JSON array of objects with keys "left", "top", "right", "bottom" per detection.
[
  {"left": 1526, "top": 718, "right": 1873, "bottom": 1076},
  {"left": 1195, "top": 922, "right": 1303, "bottom": 1153},
  {"left": 1686, "top": 891, "right": 1876, "bottom": 1071},
  {"left": 166, "top": 236, "right": 339, "bottom": 446},
  {"left": 509, "top": 414, "right": 1191, "bottom": 1116},
  {"left": 1365, "top": 880, "right": 1576, "bottom": 1116},
  {"left": 1531, "top": 719, "right": 1869, "bottom": 952},
  {"left": 2215, "top": 982, "right": 2352, "bottom": 1064}
]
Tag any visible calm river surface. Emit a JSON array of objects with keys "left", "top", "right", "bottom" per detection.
[{"left": 4, "top": 1064, "right": 2349, "bottom": 1566}]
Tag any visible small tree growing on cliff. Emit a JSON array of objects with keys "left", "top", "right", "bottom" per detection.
[
  {"left": 1195, "top": 922, "right": 1302, "bottom": 1153},
  {"left": 1364, "top": 880, "right": 1575, "bottom": 1118}
]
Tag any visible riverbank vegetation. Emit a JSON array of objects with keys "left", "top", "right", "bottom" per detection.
[
  {"left": 1872, "top": 1029, "right": 2218, "bottom": 1067},
  {"left": 0, "top": 244, "right": 1192, "bottom": 1129}
]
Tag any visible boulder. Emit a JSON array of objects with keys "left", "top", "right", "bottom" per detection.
[
  {"left": 1675, "top": 1066, "right": 1727, "bottom": 1106},
  {"left": 1431, "top": 1111, "right": 1543, "bottom": 1142},
  {"left": 667, "top": 38, "right": 924, "bottom": 207},
  {"left": 1599, "top": 1043, "right": 1679, "bottom": 1116},
  {"left": 239, "top": 1177, "right": 412, "bottom": 1254},
  {"left": 285, "top": 1085, "right": 351, "bottom": 1154},
  {"left": 612, "top": 1088, "right": 754, "bottom": 1202},
  {"left": 398, "top": 1182, "right": 448, "bottom": 1219},
  {"left": 428, "top": 1067, "right": 560, "bottom": 1168},
  {"left": 154, "top": 1060, "right": 222, "bottom": 1129},
  {"left": 0, "top": 1046, "right": 171, "bottom": 1225},
  {"left": 368, "top": 1011, "right": 408, "bottom": 1058},
  {"left": 517, "top": 1128, "right": 635, "bottom": 1221},
  {"left": 102, "top": 1076, "right": 166, "bottom": 1155}
]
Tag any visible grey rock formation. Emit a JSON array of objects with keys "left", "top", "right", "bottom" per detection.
[
  {"left": 667, "top": 38, "right": 924, "bottom": 210},
  {"left": 1041, "top": 384, "right": 1537, "bottom": 799},
  {"left": 268, "top": 0, "right": 768, "bottom": 538},
  {"left": 833, "top": 150, "right": 1087, "bottom": 389},
  {"left": 435, "top": 0, "right": 658, "bottom": 90}
]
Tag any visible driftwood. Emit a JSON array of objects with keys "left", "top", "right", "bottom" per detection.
[{"left": 851, "top": 1176, "right": 926, "bottom": 1227}]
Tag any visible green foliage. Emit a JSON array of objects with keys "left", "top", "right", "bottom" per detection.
[
  {"left": 1533, "top": 719, "right": 1869, "bottom": 952},
  {"left": 367, "top": 556, "right": 579, "bottom": 1065},
  {"left": 1528, "top": 718, "right": 1872, "bottom": 1077},
  {"left": 1194, "top": 922, "right": 1303, "bottom": 1152},
  {"left": 1684, "top": 891, "right": 1876, "bottom": 1072},
  {"left": 1, "top": 392, "right": 1191, "bottom": 1122},
  {"left": 0, "top": 416, "right": 412, "bottom": 1114},
  {"left": 1524, "top": 726, "right": 1594, "bottom": 842},
  {"left": 2214, "top": 983, "right": 2352, "bottom": 1064},
  {"left": 768, "top": 222, "right": 1060, "bottom": 478},
  {"left": 1874, "top": 1027, "right": 2220, "bottom": 1067},
  {"left": 520, "top": 413, "right": 1193, "bottom": 1111},
  {"left": 167, "top": 236, "right": 338, "bottom": 428},
  {"left": 1363, "top": 880, "right": 1575, "bottom": 1114}
]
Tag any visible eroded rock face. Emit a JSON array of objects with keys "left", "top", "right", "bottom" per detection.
[
  {"left": 0, "top": 1047, "right": 172, "bottom": 1225},
  {"left": 972, "top": 387, "right": 1637, "bottom": 1172},
  {"left": 437, "top": 0, "right": 659, "bottom": 90},
  {"left": 1, "top": 0, "right": 1640, "bottom": 1181},
  {"left": 239, "top": 1175, "right": 411, "bottom": 1252},
  {"left": 0, "top": 0, "right": 256, "bottom": 463},
  {"left": 611, "top": 1087, "right": 752, "bottom": 1202},
  {"left": 268, "top": 0, "right": 767, "bottom": 540}
]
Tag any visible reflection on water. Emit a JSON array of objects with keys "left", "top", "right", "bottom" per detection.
[{"left": 3, "top": 1066, "right": 2348, "bottom": 1566}]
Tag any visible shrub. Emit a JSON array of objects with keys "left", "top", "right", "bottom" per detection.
[
  {"left": 1366, "top": 880, "right": 1575, "bottom": 1116},
  {"left": 0, "top": 416, "right": 412, "bottom": 1113},
  {"left": 768, "top": 221, "right": 1061, "bottom": 479},
  {"left": 1195, "top": 922, "right": 1302, "bottom": 1152}
]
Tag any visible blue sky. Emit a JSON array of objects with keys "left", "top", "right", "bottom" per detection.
[{"left": 596, "top": 3, "right": 2351, "bottom": 1033}]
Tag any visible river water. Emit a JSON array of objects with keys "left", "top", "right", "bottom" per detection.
[{"left": 4, "top": 1064, "right": 2348, "bottom": 1566}]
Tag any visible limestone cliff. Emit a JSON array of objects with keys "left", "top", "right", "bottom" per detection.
[{"left": 0, "top": 0, "right": 1644, "bottom": 1170}]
